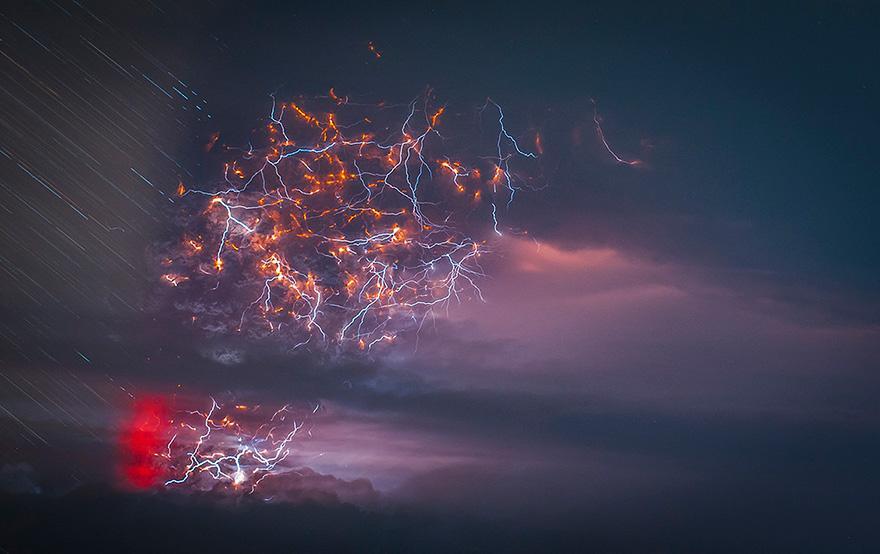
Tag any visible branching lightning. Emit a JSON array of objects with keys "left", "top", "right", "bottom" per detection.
[
  {"left": 591, "top": 98, "right": 641, "bottom": 166},
  {"left": 160, "top": 399, "right": 314, "bottom": 494},
  {"left": 161, "top": 92, "right": 539, "bottom": 351}
]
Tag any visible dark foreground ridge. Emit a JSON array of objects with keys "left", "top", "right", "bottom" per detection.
[{"left": 1, "top": 483, "right": 876, "bottom": 553}]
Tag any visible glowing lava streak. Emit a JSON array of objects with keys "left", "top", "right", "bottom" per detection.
[{"left": 163, "top": 93, "right": 540, "bottom": 351}]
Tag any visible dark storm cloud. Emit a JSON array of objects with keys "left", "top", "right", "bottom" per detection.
[
  {"left": 1, "top": 213, "right": 878, "bottom": 549},
  {"left": 140, "top": 467, "right": 380, "bottom": 507}
]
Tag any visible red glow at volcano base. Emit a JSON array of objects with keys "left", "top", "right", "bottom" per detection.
[{"left": 118, "top": 397, "right": 169, "bottom": 489}]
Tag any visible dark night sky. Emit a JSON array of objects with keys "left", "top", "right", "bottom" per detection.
[{"left": 1, "top": 1, "right": 879, "bottom": 552}]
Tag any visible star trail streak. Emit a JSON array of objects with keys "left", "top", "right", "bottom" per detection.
[{"left": 0, "top": 4, "right": 211, "bottom": 359}]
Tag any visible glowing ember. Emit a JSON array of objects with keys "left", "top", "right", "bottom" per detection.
[{"left": 162, "top": 93, "right": 540, "bottom": 351}]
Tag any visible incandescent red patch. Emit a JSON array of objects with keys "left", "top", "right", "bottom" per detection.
[{"left": 118, "top": 396, "right": 169, "bottom": 489}]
